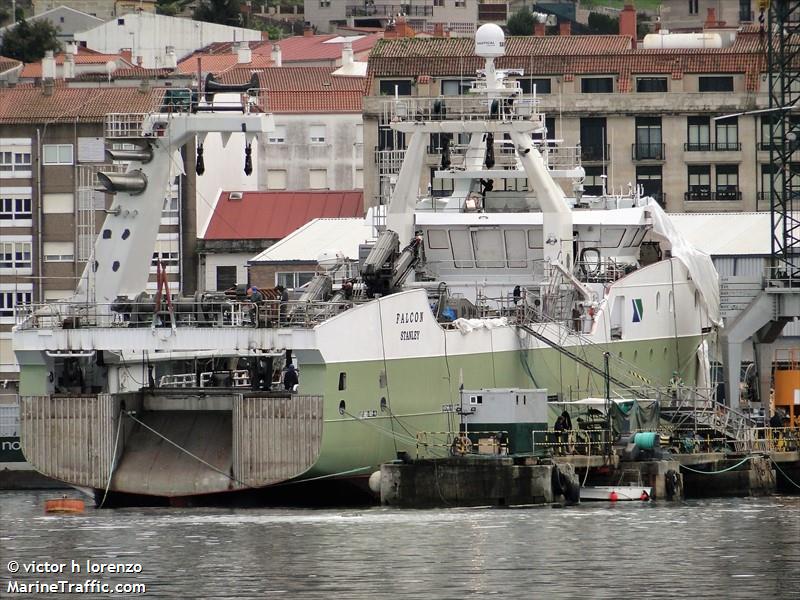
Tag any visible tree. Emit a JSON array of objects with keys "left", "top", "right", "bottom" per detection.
[
  {"left": 193, "top": 0, "right": 242, "bottom": 26},
  {"left": 507, "top": 7, "right": 535, "bottom": 36},
  {"left": 587, "top": 12, "right": 619, "bottom": 35},
  {"left": 156, "top": 0, "right": 193, "bottom": 17},
  {"left": 0, "top": 19, "right": 62, "bottom": 63}
]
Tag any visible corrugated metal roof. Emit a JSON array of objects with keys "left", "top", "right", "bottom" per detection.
[
  {"left": 669, "top": 212, "right": 773, "bottom": 255},
  {"left": 203, "top": 190, "right": 364, "bottom": 241},
  {"left": 250, "top": 218, "right": 374, "bottom": 263}
]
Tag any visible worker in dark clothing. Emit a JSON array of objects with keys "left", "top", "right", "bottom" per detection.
[
  {"left": 276, "top": 285, "right": 289, "bottom": 325},
  {"left": 561, "top": 410, "right": 573, "bottom": 454},
  {"left": 553, "top": 414, "right": 566, "bottom": 455},
  {"left": 247, "top": 286, "right": 264, "bottom": 303},
  {"left": 283, "top": 363, "right": 299, "bottom": 391}
]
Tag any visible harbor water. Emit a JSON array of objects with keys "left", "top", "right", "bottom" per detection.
[{"left": 1, "top": 490, "right": 799, "bottom": 599}]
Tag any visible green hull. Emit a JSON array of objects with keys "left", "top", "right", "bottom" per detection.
[{"left": 301, "top": 335, "right": 703, "bottom": 479}]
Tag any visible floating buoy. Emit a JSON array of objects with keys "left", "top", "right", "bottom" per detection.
[
  {"left": 45, "top": 497, "right": 85, "bottom": 514},
  {"left": 608, "top": 490, "right": 619, "bottom": 502},
  {"left": 640, "top": 490, "right": 650, "bottom": 501}
]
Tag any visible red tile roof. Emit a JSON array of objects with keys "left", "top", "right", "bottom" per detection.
[
  {"left": 216, "top": 67, "right": 365, "bottom": 113},
  {"left": 258, "top": 33, "right": 382, "bottom": 63},
  {"left": 20, "top": 49, "right": 132, "bottom": 78},
  {"left": 0, "top": 55, "right": 22, "bottom": 74},
  {"left": 368, "top": 32, "right": 767, "bottom": 92},
  {"left": 204, "top": 190, "right": 364, "bottom": 240},
  {"left": 176, "top": 52, "right": 274, "bottom": 74},
  {"left": 0, "top": 87, "right": 166, "bottom": 123}
]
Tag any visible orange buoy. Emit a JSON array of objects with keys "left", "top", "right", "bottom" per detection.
[
  {"left": 45, "top": 497, "right": 85, "bottom": 514},
  {"left": 640, "top": 490, "right": 650, "bottom": 501},
  {"left": 609, "top": 491, "right": 619, "bottom": 502}
]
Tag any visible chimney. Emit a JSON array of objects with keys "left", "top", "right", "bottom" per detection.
[
  {"left": 705, "top": 7, "right": 717, "bottom": 28},
  {"left": 303, "top": 23, "right": 314, "bottom": 37},
  {"left": 559, "top": 21, "right": 571, "bottom": 36},
  {"left": 534, "top": 22, "right": 546, "bottom": 36},
  {"left": 165, "top": 45, "right": 177, "bottom": 69},
  {"left": 42, "top": 50, "right": 56, "bottom": 80},
  {"left": 121, "top": 48, "right": 132, "bottom": 63},
  {"left": 433, "top": 23, "right": 444, "bottom": 37},
  {"left": 42, "top": 78, "right": 54, "bottom": 96},
  {"left": 237, "top": 41, "right": 252, "bottom": 64},
  {"left": 619, "top": 4, "right": 637, "bottom": 48},
  {"left": 341, "top": 41, "right": 353, "bottom": 67},
  {"left": 66, "top": 41, "right": 78, "bottom": 56},
  {"left": 271, "top": 43, "right": 282, "bottom": 67},
  {"left": 63, "top": 52, "right": 75, "bottom": 79}
]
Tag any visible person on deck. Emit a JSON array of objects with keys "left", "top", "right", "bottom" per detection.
[
  {"left": 283, "top": 363, "right": 299, "bottom": 392},
  {"left": 553, "top": 415, "right": 566, "bottom": 455}
]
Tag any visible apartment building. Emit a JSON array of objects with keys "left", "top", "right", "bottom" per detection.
[
  {"left": 0, "top": 85, "right": 183, "bottom": 397},
  {"left": 304, "top": 0, "right": 502, "bottom": 36},
  {"left": 661, "top": 1, "right": 760, "bottom": 31},
  {"left": 362, "top": 25, "right": 779, "bottom": 214}
]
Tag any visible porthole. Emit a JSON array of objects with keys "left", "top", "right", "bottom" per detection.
[
  {"left": 380, "top": 397, "right": 387, "bottom": 412},
  {"left": 338, "top": 400, "right": 346, "bottom": 415},
  {"left": 102, "top": 229, "right": 112, "bottom": 239},
  {"left": 122, "top": 229, "right": 131, "bottom": 240},
  {"left": 112, "top": 261, "right": 120, "bottom": 272}
]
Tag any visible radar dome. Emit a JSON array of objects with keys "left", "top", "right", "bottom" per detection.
[{"left": 475, "top": 23, "right": 505, "bottom": 58}]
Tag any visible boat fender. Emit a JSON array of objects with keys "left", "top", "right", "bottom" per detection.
[
  {"left": 551, "top": 465, "right": 564, "bottom": 497},
  {"left": 562, "top": 472, "right": 580, "bottom": 505},
  {"left": 665, "top": 469, "right": 680, "bottom": 499},
  {"left": 368, "top": 470, "right": 382, "bottom": 495}
]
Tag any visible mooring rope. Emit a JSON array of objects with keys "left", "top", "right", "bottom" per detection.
[
  {"left": 98, "top": 410, "right": 124, "bottom": 508},
  {"left": 678, "top": 455, "right": 754, "bottom": 474},
  {"left": 770, "top": 457, "right": 800, "bottom": 490}
]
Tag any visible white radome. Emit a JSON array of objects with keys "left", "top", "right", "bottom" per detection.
[
  {"left": 317, "top": 249, "right": 343, "bottom": 270},
  {"left": 475, "top": 23, "right": 506, "bottom": 58},
  {"left": 368, "top": 470, "right": 382, "bottom": 494}
]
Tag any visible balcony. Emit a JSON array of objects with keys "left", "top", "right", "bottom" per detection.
[
  {"left": 631, "top": 143, "right": 665, "bottom": 161},
  {"left": 683, "top": 142, "right": 742, "bottom": 152},
  {"left": 346, "top": 3, "right": 433, "bottom": 17},
  {"left": 580, "top": 144, "right": 610, "bottom": 162},
  {"left": 684, "top": 190, "right": 743, "bottom": 202}
]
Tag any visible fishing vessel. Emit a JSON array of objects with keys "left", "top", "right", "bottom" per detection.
[{"left": 12, "top": 25, "right": 720, "bottom": 504}]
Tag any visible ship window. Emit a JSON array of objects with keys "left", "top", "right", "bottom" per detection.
[
  {"left": 472, "top": 229, "right": 504, "bottom": 268},
  {"left": 121, "top": 229, "right": 130, "bottom": 240},
  {"left": 426, "top": 229, "right": 449, "bottom": 249},
  {"left": 449, "top": 230, "right": 474, "bottom": 268},
  {"left": 338, "top": 372, "right": 346, "bottom": 391},
  {"left": 600, "top": 227, "right": 626, "bottom": 248},
  {"left": 504, "top": 230, "right": 527, "bottom": 268},
  {"left": 379, "top": 370, "right": 387, "bottom": 388},
  {"left": 380, "top": 397, "right": 387, "bottom": 412},
  {"left": 656, "top": 291, "right": 661, "bottom": 312},
  {"left": 338, "top": 400, "right": 346, "bottom": 415},
  {"left": 527, "top": 229, "right": 543, "bottom": 249},
  {"left": 669, "top": 290, "right": 674, "bottom": 313},
  {"left": 102, "top": 229, "right": 112, "bottom": 239}
]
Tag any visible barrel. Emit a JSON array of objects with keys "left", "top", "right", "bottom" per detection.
[{"left": 633, "top": 431, "right": 658, "bottom": 450}]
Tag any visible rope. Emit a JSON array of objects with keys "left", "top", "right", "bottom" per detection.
[
  {"left": 770, "top": 456, "right": 800, "bottom": 490},
  {"left": 124, "top": 411, "right": 253, "bottom": 489},
  {"left": 679, "top": 455, "right": 753, "bottom": 474},
  {"left": 98, "top": 410, "right": 123, "bottom": 508}
]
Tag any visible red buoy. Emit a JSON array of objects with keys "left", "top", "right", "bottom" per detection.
[
  {"left": 45, "top": 497, "right": 85, "bottom": 514},
  {"left": 640, "top": 490, "right": 650, "bottom": 501},
  {"left": 609, "top": 491, "right": 619, "bottom": 502}
]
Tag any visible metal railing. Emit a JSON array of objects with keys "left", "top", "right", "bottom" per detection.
[
  {"left": 684, "top": 190, "right": 742, "bottom": 201},
  {"left": 346, "top": 3, "right": 433, "bottom": 17},
  {"left": 382, "top": 96, "right": 543, "bottom": 124},
  {"left": 683, "top": 142, "right": 742, "bottom": 152},
  {"left": 631, "top": 143, "right": 665, "bottom": 161},
  {"left": 579, "top": 144, "right": 610, "bottom": 161},
  {"left": 15, "top": 298, "right": 358, "bottom": 331},
  {"left": 415, "top": 430, "right": 509, "bottom": 459}
]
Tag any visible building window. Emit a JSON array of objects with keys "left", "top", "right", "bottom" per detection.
[
  {"left": 151, "top": 250, "right": 179, "bottom": 267},
  {"left": 0, "top": 144, "right": 32, "bottom": 176},
  {"left": 379, "top": 80, "right": 412, "bottom": 96},
  {"left": 518, "top": 78, "right": 551, "bottom": 94},
  {"left": 0, "top": 196, "right": 32, "bottom": 223},
  {"left": 378, "top": 125, "right": 405, "bottom": 151},
  {"left": 309, "top": 169, "right": 327, "bottom": 189},
  {"left": 42, "top": 193, "right": 74, "bottom": 214},
  {"left": 579, "top": 117, "right": 607, "bottom": 161},
  {"left": 319, "top": 0, "right": 330, "bottom": 7},
  {"left": 43, "top": 144, "right": 74, "bottom": 165},
  {"left": 580, "top": 77, "right": 614, "bottom": 93},
  {"left": 216, "top": 265, "right": 237, "bottom": 291},
  {"left": 687, "top": 165, "right": 711, "bottom": 200},
  {"left": 716, "top": 165, "right": 740, "bottom": 200},
  {"left": 689, "top": 0, "right": 699, "bottom": 15},
  {"left": 583, "top": 166, "right": 606, "bottom": 196},
  {"left": 686, "top": 116, "right": 710, "bottom": 151},
  {"left": 0, "top": 241, "right": 32, "bottom": 270},
  {"left": 441, "top": 79, "right": 470, "bottom": 95},
  {"left": 636, "top": 166, "right": 663, "bottom": 206},
  {"left": 43, "top": 241, "right": 75, "bottom": 262},
  {"left": 431, "top": 167, "right": 454, "bottom": 197},
  {"left": 267, "top": 170, "right": 287, "bottom": 190},
  {"left": 276, "top": 271, "right": 316, "bottom": 288},
  {"left": 162, "top": 194, "right": 179, "bottom": 218},
  {"left": 268, "top": 125, "right": 287, "bottom": 144},
  {"left": 634, "top": 117, "right": 663, "bottom": 160},
  {"left": 740, "top": 0, "right": 753, "bottom": 22},
  {"left": 455, "top": 0, "right": 466, "bottom": 7},
  {"left": 636, "top": 77, "right": 668, "bottom": 93},
  {"left": 699, "top": 76, "right": 734, "bottom": 92},
  {"left": 0, "top": 289, "right": 32, "bottom": 320},
  {"left": 715, "top": 117, "right": 739, "bottom": 150},
  {"left": 309, "top": 125, "right": 326, "bottom": 144}
]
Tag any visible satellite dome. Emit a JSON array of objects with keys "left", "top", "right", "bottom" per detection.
[{"left": 475, "top": 23, "right": 505, "bottom": 58}]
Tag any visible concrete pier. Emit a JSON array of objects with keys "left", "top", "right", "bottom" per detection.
[
  {"left": 680, "top": 455, "right": 776, "bottom": 498},
  {"left": 380, "top": 456, "right": 557, "bottom": 508}
]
